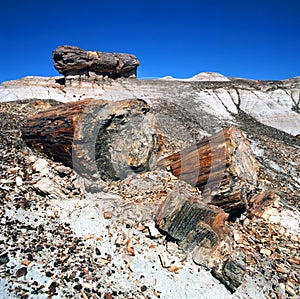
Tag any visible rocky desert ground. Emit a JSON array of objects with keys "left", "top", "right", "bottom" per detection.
[{"left": 0, "top": 47, "right": 299, "bottom": 299}]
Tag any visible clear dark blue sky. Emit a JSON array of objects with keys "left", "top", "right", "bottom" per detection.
[{"left": 1, "top": 0, "right": 299, "bottom": 83}]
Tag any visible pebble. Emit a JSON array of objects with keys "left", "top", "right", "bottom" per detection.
[
  {"left": 54, "top": 165, "right": 72, "bottom": 175},
  {"left": 33, "top": 158, "right": 48, "bottom": 172},
  {"left": 0, "top": 252, "right": 9, "bottom": 265},
  {"left": 21, "top": 260, "right": 32, "bottom": 266},
  {"left": 15, "top": 176, "right": 23, "bottom": 186},
  {"left": 146, "top": 223, "right": 161, "bottom": 239},
  {"left": 260, "top": 248, "right": 272, "bottom": 256},
  {"left": 16, "top": 267, "right": 27, "bottom": 277},
  {"left": 285, "top": 284, "right": 296, "bottom": 296},
  {"left": 104, "top": 211, "right": 112, "bottom": 219}
]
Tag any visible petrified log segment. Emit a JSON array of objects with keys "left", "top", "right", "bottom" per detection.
[
  {"left": 212, "top": 258, "right": 246, "bottom": 293},
  {"left": 155, "top": 188, "right": 229, "bottom": 265},
  {"left": 157, "top": 127, "right": 259, "bottom": 213},
  {"left": 53, "top": 45, "right": 140, "bottom": 78},
  {"left": 22, "top": 98, "right": 161, "bottom": 181},
  {"left": 155, "top": 187, "right": 246, "bottom": 291}
]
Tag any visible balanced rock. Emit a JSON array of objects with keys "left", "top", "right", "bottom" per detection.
[{"left": 52, "top": 45, "right": 140, "bottom": 78}]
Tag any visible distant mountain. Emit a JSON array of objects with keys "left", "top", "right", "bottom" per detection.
[{"left": 160, "top": 71, "right": 230, "bottom": 81}]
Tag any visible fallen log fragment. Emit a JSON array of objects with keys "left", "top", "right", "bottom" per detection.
[
  {"left": 212, "top": 258, "right": 246, "bottom": 293},
  {"left": 155, "top": 187, "right": 230, "bottom": 266},
  {"left": 157, "top": 127, "right": 259, "bottom": 215},
  {"left": 155, "top": 187, "right": 246, "bottom": 291},
  {"left": 22, "top": 98, "right": 161, "bottom": 182}
]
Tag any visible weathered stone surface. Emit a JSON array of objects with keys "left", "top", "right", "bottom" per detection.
[
  {"left": 52, "top": 45, "right": 140, "bottom": 78},
  {"left": 155, "top": 187, "right": 230, "bottom": 265},
  {"left": 247, "top": 191, "right": 279, "bottom": 219},
  {"left": 1, "top": 75, "right": 300, "bottom": 138},
  {"left": 158, "top": 127, "right": 260, "bottom": 215},
  {"left": 21, "top": 98, "right": 161, "bottom": 182},
  {"left": 212, "top": 258, "right": 246, "bottom": 293}
]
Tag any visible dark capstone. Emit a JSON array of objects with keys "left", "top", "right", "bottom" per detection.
[
  {"left": 0, "top": 252, "right": 9, "bottom": 265},
  {"left": 95, "top": 248, "right": 101, "bottom": 255},
  {"left": 141, "top": 285, "right": 147, "bottom": 292},
  {"left": 53, "top": 45, "right": 140, "bottom": 78}
]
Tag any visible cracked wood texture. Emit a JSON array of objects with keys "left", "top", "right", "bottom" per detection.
[
  {"left": 21, "top": 98, "right": 161, "bottom": 181},
  {"left": 155, "top": 187, "right": 231, "bottom": 267},
  {"left": 157, "top": 127, "right": 259, "bottom": 214},
  {"left": 53, "top": 45, "right": 140, "bottom": 78}
]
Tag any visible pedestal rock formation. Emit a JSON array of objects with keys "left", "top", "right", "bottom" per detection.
[
  {"left": 21, "top": 98, "right": 161, "bottom": 182},
  {"left": 52, "top": 45, "right": 140, "bottom": 78}
]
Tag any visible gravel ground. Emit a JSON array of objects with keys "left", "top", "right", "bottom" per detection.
[{"left": 0, "top": 100, "right": 299, "bottom": 299}]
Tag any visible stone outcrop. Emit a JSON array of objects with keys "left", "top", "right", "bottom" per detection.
[
  {"left": 21, "top": 98, "right": 161, "bottom": 182},
  {"left": 1, "top": 76, "right": 299, "bottom": 137},
  {"left": 52, "top": 45, "right": 140, "bottom": 78}
]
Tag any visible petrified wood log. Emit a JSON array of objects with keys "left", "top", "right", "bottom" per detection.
[
  {"left": 155, "top": 187, "right": 230, "bottom": 266},
  {"left": 157, "top": 127, "right": 259, "bottom": 214},
  {"left": 212, "top": 258, "right": 246, "bottom": 293},
  {"left": 155, "top": 186, "right": 247, "bottom": 291},
  {"left": 22, "top": 98, "right": 161, "bottom": 182},
  {"left": 53, "top": 45, "right": 140, "bottom": 78}
]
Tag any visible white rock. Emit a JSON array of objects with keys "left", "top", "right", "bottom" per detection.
[
  {"left": 0, "top": 179, "right": 14, "bottom": 184},
  {"left": 33, "top": 177, "right": 54, "bottom": 194},
  {"left": 146, "top": 223, "right": 161, "bottom": 239},
  {"left": 27, "top": 155, "right": 37, "bottom": 163},
  {"left": 15, "top": 176, "right": 23, "bottom": 186},
  {"left": 33, "top": 158, "right": 48, "bottom": 172}
]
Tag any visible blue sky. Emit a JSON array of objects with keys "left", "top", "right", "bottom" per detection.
[{"left": 1, "top": 0, "right": 299, "bottom": 83}]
